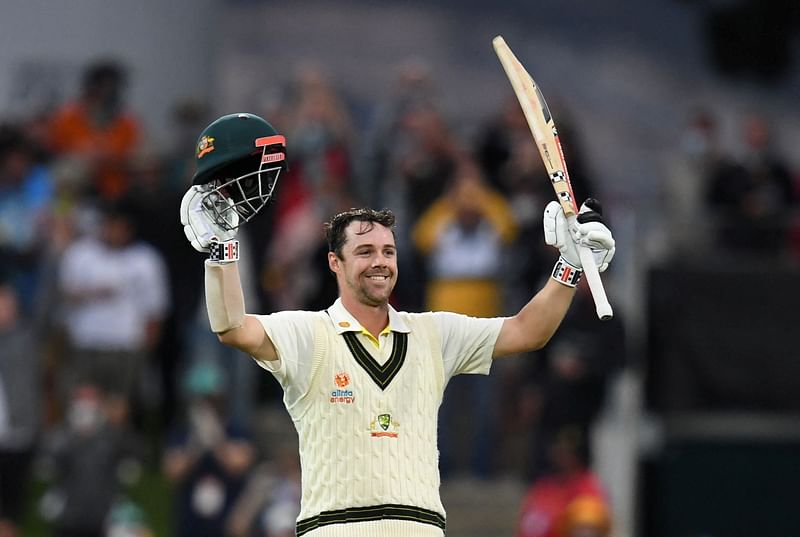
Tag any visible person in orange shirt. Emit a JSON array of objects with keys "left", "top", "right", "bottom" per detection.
[{"left": 48, "top": 60, "right": 140, "bottom": 200}]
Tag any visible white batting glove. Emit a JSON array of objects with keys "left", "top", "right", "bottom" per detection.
[
  {"left": 571, "top": 199, "right": 615, "bottom": 272},
  {"left": 543, "top": 199, "right": 615, "bottom": 272},
  {"left": 179, "top": 185, "right": 239, "bottom": 253}
]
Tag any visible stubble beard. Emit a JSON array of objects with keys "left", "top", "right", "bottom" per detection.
[{"left": 348, "top": 273, "right": 393, "bottom": 307}]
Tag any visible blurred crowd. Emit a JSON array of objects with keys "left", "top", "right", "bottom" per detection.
[
  {"left": 0, "top": 55, "right": 797, "bottom": 537},
  {"left": 659, "top": 106, "right": 800, "bottom": 265}
]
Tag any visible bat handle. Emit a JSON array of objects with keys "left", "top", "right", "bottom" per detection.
[{"left": 577, "top": 245, "right": 614, "bottom": 320}]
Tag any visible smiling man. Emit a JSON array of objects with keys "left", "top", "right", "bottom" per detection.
[{"left": 179, "top": 113, "right": 615, "bottom": 537}]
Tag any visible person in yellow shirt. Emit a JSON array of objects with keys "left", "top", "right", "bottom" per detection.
[{"left": 412, "top": 158, "right": 517, "bottom": 318}]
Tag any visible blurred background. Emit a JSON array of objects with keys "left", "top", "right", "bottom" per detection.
[{"left": 0, "top": 1, "right": 799, "bottom": 536}]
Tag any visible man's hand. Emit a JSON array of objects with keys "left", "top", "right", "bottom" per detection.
[
  {"left": 180, "top": 185, "right": 238, "bottom": 253},
  {"left": 544, "top": 198, "right": 615, "bottom": 272}
]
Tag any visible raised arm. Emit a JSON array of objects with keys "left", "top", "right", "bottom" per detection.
[
  {"left": 180, "top": 185, "right": 278, "bottom": 362},
  {"left": 493, "top": 199, "right": 615, "bottom": 358},
  {"left": 205, "top": 260, "right": 278, "bottom": 361},
  {"left": 494, "top": 278, "right": 575, "bottom": 356}
]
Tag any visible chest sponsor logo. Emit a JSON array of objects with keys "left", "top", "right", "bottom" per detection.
[
  {"left": 369, "top": 413, "right": 399, "bottom": 438},
  {"left": 334, "top": 372, "right": 350, "bottom": 387},
  {"left": 330, "top": 371, "right": 355, "bottom": 404}
]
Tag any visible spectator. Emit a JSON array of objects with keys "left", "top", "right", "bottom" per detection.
[
  {"left": 0, "top": 281, "right": 43, "bottom": 537},
  {"left": 47, "top": 60, "right": 140, "bottom": 201},
  {"left": 286, "top": 63, "right": 355, "bottom": 207},
  {"left": 412, "top": 158, "right": 517, "bottom": 316},
  {"left": 517, "top": 426, "right": 610, "bottom": 537},
  {"left": 706, "top": 113, "right": 796, "bottom": 257},
  {"left": 660, "top": 108, "right": 732, "bottom": 260},
  {"left": 0, "top": 123, "right": 54, "bottom": 314},
  {"left": 359, "top": 58, "right": 440, "bottom": 207},
  {"left": 387, "top": 101, "right": 460, "bottom": 224},
  {"left": 39, "top": 382, "right": 144, "bottom": 537},
  {"left": 163, "top": 360, "right": 256, "bottom": 537},
  {"left": 57, "top": 199, "right": 169, "bottom": 428}
]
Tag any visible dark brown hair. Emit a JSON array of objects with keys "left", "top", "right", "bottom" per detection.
[{"left": 324, "top": 208, "right": 396, "bottom": 258}]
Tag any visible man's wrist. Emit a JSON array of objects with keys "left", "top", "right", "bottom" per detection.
[
  {"left": 551, "top": 256, "right": 582, "bottom": 287},
  {"left": 208, "top": 240, "right": 239, "bottom": 263}
]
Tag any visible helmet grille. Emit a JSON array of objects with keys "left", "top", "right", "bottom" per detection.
[{"left": 203, "top": 152, "right": 281, "bottom": 230}]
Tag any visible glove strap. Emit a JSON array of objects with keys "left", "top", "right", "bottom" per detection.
[
  {"left": 551, "top": 256, "right": 583, "bottom": 287},
  {"left": 208, "top": 240, "right": 239, "bottom": 263}
]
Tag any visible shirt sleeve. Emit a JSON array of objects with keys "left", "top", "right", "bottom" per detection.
[
  {"left": 252, "top": 311, "right": 317, "bottom": 408},
  {"left": 432, "top": 312, "right": 506, "bottom": 378}
]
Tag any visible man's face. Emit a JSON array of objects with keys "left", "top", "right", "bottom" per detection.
[
  {"left": 329, "top": 221, "right": 397, "bottom": 307},
  {"left": 101, "top": 215, "right": 134, "bottom": 249}
]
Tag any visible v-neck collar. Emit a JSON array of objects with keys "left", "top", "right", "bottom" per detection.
[
  {"left": 326, "top": 298, "right": 411, "bottom": 390},
  {"left": 342, "top": 331, "right": 407, "bottom": 390}
]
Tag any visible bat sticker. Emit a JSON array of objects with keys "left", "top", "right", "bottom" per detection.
[
  {"left": 558, "top": 191, "right": 572, "bottom": 204},
  {"left": 550, "top": 171, "right": 566, "bottom": 183},
  {"left": 533, "top": 84, "right": 552, "bottom": 124}
]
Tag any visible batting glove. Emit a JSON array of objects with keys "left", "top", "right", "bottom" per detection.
[
  {"left": 179, "top": 185, "right": 239, "bottom": 254},
  {"left": 572, "top": 198, "right": 615, "bottom": 272},
  {"left": 544, "top": 198, "right": 615, "bottom": 274}
]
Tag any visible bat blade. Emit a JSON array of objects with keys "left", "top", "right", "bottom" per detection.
[{"left": 492, "top": 35, "right": 613, "bottom": 320}]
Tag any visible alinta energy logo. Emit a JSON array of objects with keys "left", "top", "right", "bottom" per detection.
[{"left": 330, "top": 372, "right": 355, "bottom": 404}]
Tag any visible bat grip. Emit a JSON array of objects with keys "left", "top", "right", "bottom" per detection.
[{"left": 577, "top": 245, "right": 613, "bottom": 320}]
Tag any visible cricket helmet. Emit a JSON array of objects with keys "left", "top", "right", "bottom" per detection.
[{"left": 191, "top": 112, "right": 286, "bottom": 230}]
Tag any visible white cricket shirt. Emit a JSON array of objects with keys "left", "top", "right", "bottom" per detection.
[{"left": 253, "top": 299, "right": 504, "bottom": 536}]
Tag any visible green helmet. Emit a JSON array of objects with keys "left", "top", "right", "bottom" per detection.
[{"left": 191, "top": 113, "right": 286, "bottom": 230}]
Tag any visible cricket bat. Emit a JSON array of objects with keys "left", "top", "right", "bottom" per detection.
[{"left": 492, "top": 35, "right": 613, "bottom": 320}]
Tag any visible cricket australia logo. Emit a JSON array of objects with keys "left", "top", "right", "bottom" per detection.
[
  {"left": 369, "top": 413, "right": 399, "bottom": 438},
  {"left": 197, "top": 136, "right": 215, "bottom": 158},
  {"left": 330, "top": 372, "right": 355, "bottom": 404}
]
